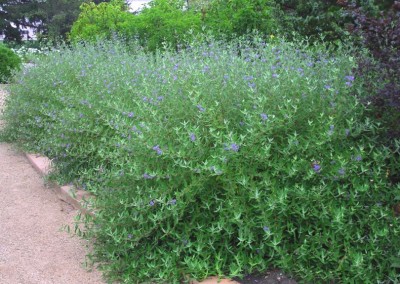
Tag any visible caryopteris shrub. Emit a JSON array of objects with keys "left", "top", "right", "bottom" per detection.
[
  {"left": 0, "top": 44, "right": 21, "bottom": 83},
  {"left": 2, "top": 38, "right": 400, "bottom": 283}
]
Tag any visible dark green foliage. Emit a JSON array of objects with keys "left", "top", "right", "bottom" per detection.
[
  {"left": 2, "top": 38, "right": 400, "bottom": 283},
  {"left": 0, "top": 44, "right": 21, "bottom": 82},
  {"left": 35, "top": 0, "right": 85, "bottom": 42},
  {"left": 271, "top": 0, "right": 396, "bottom": 42},
  {"left": 202, "top": 0, "right": 277, "bottom": 39},
  {"left": 272, "top": 0, "right": 348, "bottom": 42}
]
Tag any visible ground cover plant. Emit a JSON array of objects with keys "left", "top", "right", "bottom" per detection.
[{"left": 2, "top": 37, "right": 400, "bottom": 283}]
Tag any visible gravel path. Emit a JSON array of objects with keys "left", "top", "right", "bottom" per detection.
[
  {"left": 0, "top": 84, "right": 8, "bottom": 130},
  {"left": 0, "top": 85, "right": 104, "bottom": 284},
  {"left": 0, "top": 84, "right": 7, "bottom": 109}
]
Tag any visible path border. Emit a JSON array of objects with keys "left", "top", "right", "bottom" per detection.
[{"left": 25, "top": 153, "right": 93, "bottom": 215}]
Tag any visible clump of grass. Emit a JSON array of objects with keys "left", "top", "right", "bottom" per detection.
[{"left": 2, "top": 37, "right": 400, "bottom": 283}]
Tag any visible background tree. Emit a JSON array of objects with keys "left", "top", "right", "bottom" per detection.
[
  {"left": 34, "top": 0, "right": 85, "bottom": 42},
  {"left": 202, "top": 0, "right": 276, "bottom": 38},
  {"left": 0, "top": 0, "right": 113, "bottom": 43},
  {"left": 69, "top": 0, "right": 132, "bottom": 42},
  {"left": 0, "top": 0, "right": 42, "bottom": 43}
]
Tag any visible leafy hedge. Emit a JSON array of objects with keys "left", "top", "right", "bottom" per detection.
[{"left": 2, "top": 38, "right": 400, "bottom": 283}]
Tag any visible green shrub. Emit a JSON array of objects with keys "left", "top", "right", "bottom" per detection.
[
  {"left": 0, "top": 44, "right": 22, "bottom": 83},
  {"left": 2, "top": 38, "right": 400, "bottom": 283},
  {"left": 202, "top": 0, "right": 277, "bottom": 39}
]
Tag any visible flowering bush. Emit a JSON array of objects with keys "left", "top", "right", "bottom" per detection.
[{"left": 2, "top": 38, "right": 400, "bottom": 283}]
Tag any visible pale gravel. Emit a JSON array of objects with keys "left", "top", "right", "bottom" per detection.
[
  {"left": 0, "top": 85, "right": 7, "bottom": 109},
  {"left": 0, "top": 84, "right": 105, "bottom": 284}
]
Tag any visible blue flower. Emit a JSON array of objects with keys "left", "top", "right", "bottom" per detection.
[
  {"left": 328, "top": 125, "right": 334, "bottom": 135},
  {"left": 345, "top": 75, "right": 355, "bottom": 82},
  {"left": 248, "top": 82, "right": 256, "bottom": 89},
  {"left": 189, "top": 133, "right": 196, "bottom": 142},
  {"left": 131, "top": 125, "right": 142, "bottom": 135},
  {"left": 149, "top": 200, "right": 155, "bottom": 206},
  {"left": 355, "top": 155, "right": 362, "bottom": 161},
  {"left": 312, "top": 163, "right": 321, "bottom": 173},
  {"left": 143, "top": 173, "right": 155, "bottom": 179},
  {"left": 230, "top": 143, "right": 240, "bottom": 152},
  {"left": 128, "top": 112, "right": 134, "bottom": 118},
  {"left": 338, "top": 168, "right": 345, "bottom": 175},
  {"left": 197, "top": 104, "right": 205, "bottom": 112},
  {"left": 168, "top": 199, "right": 177, "bottom": 205},
  {"left": 260, "top": 113, "right": 268, "bottom": 121},
  {"left": 152, "top": 145, "right": 163, "bottom": 155},
  {"left": 263, "top": 226, "right": 270, "bottom": 232},
  {"left": 128, "top": 234, "right": 133, "bottom": 239}
]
